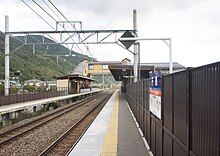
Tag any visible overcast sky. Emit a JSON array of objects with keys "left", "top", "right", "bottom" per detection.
[{"left": 0, "top": 0, "right": 220, "bottom": 67}]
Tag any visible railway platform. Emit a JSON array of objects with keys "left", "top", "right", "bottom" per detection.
[
  {"left": 68, "top": 89, "right": 151, "bottom": 156},
  {"left": 0, "top": 89, "right": 102, "bottom": 126}
]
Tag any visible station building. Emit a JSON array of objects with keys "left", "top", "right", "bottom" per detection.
[
  {"left": 56, "top": 60, "right": 94, "bottom": 94},
  {"left": 57, "top": 58, "right": 186, "bottom": 93}
]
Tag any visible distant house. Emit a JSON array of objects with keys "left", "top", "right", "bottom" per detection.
[
  {"left": 23, "top": 79, "right": 45, "bottom": 87},
  {"left": 46, "top": 81, "right": 57, "bottom": 89},
  {"left": 86, "top": 58, "right": 132, "bottom": 78},
  {"left": 0, "top": 80, "right": 21, "bottom": 87},
  {"left": 87, "top": 59, "right": 124, "bottom": 75}
]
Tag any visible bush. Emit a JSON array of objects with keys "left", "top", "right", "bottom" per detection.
[{"left": 23, "top": 84, "right": 36, "bottom": 92}]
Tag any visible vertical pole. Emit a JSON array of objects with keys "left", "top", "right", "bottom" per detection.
[
  {"left": 133, "top": 9, "right": 138, "bottom": 82},
  {"left": 56, "top": 55, "right": 58, "bottom": 64},
  {"left": 102, "top": 74, "right": 104, "bottom": 90},
  {"left": 56, "top": 21, "right": 58, "bottom": 31},
  {"left": 60, "top": 33, "right": 62, "bottom": 42},
  {"left": 138, "top": 42, "right": 141, "bottom": 81},
  {"left": 80, "top": 21, "right": 82, "bottom": 30},
  {"left": 5, "top": 15, "right": 10, "bottom": 96},
  {"left": 33, "top": 44, "right": 35, "bottom": 55},
  {"left": 169, "top": 38, "right": 173, "bottom": 73}
]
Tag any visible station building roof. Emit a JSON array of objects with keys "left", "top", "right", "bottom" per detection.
[
  {"left": 88, "top": 58, "right": 132, "bottom": 66},
  {"left": 142, "top": 62, "right": 186, "bottom": 71},
  {"left": 57, "top": 74, "right": 95, "bottom": 81},
  {"left": 70, "top": 60, "right": 88, "bottom": 75},
  {"left": 58, "top": 59, "right": 94, "bottom": 82}
]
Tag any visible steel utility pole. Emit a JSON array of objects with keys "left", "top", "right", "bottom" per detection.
[
  {"left": 133, "top": 9, "right": 138, "bottom": 82},
  {"left": 169, "top": 38, "right": 173, "bottom": 73},
  {"left": 5, "top": 15, "right": 9, "bottom": 96}
]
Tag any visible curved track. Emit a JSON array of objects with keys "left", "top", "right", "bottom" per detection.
[
  {"left": 0, "top": 91, "right": 113, "bottom": 156},
  {"left": 39, "top": 91, "right": 112, "bottom": 156}
]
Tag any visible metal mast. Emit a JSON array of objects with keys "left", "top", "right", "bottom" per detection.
[
  {"left": 5, "top": 15, "right": 9, "bottom": 96},
  {"left": 133, "top": 9, "right": 138, "bottom": 82}
]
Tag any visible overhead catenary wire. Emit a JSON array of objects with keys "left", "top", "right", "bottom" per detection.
[
  {"left": 42, "top": 0, "right": 75, "bottom": 31},
  {"left": 21, "top": 0, "right": 95, "bottom": 58},
  {"left": 31, "top": 0, "right": 84, "bottom": 54},
  {"left": 21, "top": 0, "right": 73, "bottom": 51},
  {"left": 42, "top": 0, "right": 63, "bottom": 21},
  {"left": 21, "top": 0, "right": 55, "bottom": 30},
  {"left": 47, "top": 0, "right": 93, "bottom": 57},
  {"left": 32, "top": 0, "right": 58, "bottom": 23},
  {"left": 10, "top": 1, "right": 62, "bottom": 57},
  {"left": 20, "top": 0, "right": 74, "bottom": 56},
  {"left": 22, "top": 0, "right": 85, "bottom": 55}
]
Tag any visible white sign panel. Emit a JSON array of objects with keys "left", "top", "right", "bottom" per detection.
[
  {"left": 149, "top": 71, "right": 162, "bottom": 119},
  {"left": 149, "top": 94, "right": 161, "bottom": 119}
]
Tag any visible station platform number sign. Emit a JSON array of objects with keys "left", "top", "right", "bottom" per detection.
[{"left": 149, "top": 71, "right": 162, "bottom": 119}]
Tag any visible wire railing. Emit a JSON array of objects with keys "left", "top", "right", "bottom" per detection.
[{"left": 0, "top": 87, "right": 68, "bottom": 106}]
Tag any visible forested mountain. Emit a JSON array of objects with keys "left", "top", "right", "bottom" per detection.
[{"left": 0, "top": 31, "right": 93, "bottom": 82}]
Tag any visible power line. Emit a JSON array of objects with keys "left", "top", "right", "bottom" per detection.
[
  {"left": 21, "top": 0, "right": 55, "bottom": 30},
  {"left": 19, "top": 0, "right": 68, "bottom": 56},
  {"left": 46, "top": 0, "right": 87, "bottom": 54},
  {"left": 21, "top": 0, "right": 94, "bottom": 57},
  {"left": 34, "top": 0, "right": 86, "bottom": 55},
  {"left": 32, "top": 0, "right": 58, "bottom": 22},
  {"left": 47, "top": 0, "right": 73, "bottom": 28},
  {"left": 31, "top": 0, "right": 70, "bottom": 51},
  {"left": 22, "top": 0, "right": 84, "bottom": 55},
  {"left": 47, "top": 0, "right": 93, "bottom": 57},
  {"left": 42, "top": 0, "right": 74, "bottom": 31},
  {"left": 42, "top": 0, "right": 62, "bottom": 21}
]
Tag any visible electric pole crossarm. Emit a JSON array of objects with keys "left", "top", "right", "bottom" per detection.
[
  {"left": 80, "top": 32, "right": 96, "bottom": 43},
  {"left": 7, "top": 30, "right": 137, "bottom": 46},
  {"left": 7, "top": 29, "right": 136, "bottom": 35},
  {"left": 98, "top": 32, "right": 114, "bottom": 43},
  {"left": 7, "top": 44, "right": 25, "bottom": 56},
  {"left": 119, "top": 37, "right": 171, "bottom": 41},
  {"left": 61, "top": 33, "right": 77, "bottom": 43}
]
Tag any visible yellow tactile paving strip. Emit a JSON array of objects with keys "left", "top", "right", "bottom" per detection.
[{"left": 101, "top": 91, "right": 119, "bottom": 156}]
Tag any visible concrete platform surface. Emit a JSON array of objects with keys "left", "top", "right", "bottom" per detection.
[{"left": 68, "top": 90, "right": 149, "bottom": 156}]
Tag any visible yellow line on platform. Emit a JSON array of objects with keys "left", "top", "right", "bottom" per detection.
[{"left": 101, "top": 91, "right": 119, "bottom": 156}]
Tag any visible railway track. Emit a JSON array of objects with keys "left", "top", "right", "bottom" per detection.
[
  {"left": 0, "top": 91, "right": 113, "bottom": 156},
  {"left": 39, "top": 92, "right": 112, "bottom": 156},
  {"left": 0, "top": 94, "right": 99, "bottom": 147}
]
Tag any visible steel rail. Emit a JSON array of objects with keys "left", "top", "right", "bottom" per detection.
[
  {"left": 0, "top": 93, "right": 102, "bottom": 147},
  {"left": 39, "top": 92, "right": 113, "bottom": 156}
]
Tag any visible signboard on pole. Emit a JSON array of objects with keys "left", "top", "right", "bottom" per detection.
[
  {"left": 149, "top": 71, "right": 162, "bottom": 119},
  {"left": 119, "top": 30, "right": 135, "bottom": 49}
]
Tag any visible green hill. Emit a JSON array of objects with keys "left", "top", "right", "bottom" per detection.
[{"left": 0, "top": 31, "right": 93, "bottom": 82}]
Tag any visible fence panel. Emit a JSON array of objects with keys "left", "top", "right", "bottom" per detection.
[
  {"left": 0, "top": 87, "right": 68, "bottom": 106},
  {"left": 126, "top": 61, "right": 220, "bottom": 156},
  {"left": 190, "top": 62, "right": 220, "bottom": 156},
  {"left": 173, "top": 71, "right": 188, "bottom": 155}
]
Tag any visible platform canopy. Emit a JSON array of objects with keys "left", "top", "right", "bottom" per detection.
[{"left": 109, "top": 64, "right": 154, "bottom": 81}]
